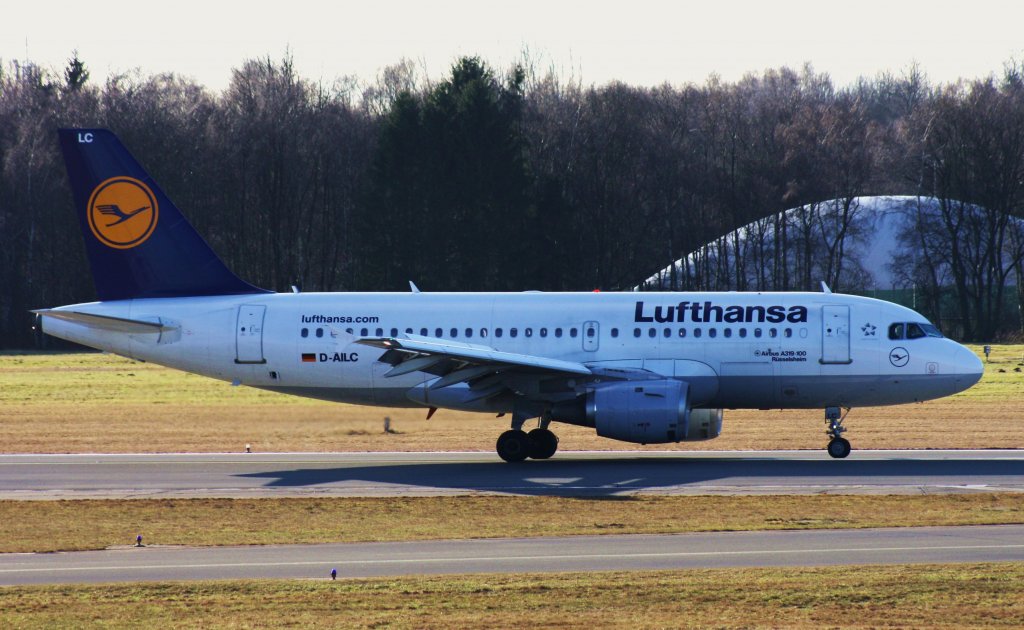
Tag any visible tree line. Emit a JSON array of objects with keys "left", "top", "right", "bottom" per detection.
[{"left": 1, "top": 53, "right": 1023, "bottom": 347}]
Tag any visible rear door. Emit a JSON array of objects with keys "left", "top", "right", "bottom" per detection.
[{"left": 235, "top": 304, "right": 267, "bottom": 364}]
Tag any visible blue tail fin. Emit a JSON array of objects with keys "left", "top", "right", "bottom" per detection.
[{"left": 58, "top": 129, "right": 270, "bottom": 301}]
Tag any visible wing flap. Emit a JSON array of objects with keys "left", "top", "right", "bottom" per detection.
[{"left": 357, "top": 335, "right": 592, "bottom": 376}]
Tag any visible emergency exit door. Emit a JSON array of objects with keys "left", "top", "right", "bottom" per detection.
[
  {"left": 582, "top": 321, "right": 600, "bottom": 351},
  {"left": 821, "top": 305, "right": 851, "bottom": 364},
  {"left": 235, "top": 305, "right": 267, "bottom": 364}
]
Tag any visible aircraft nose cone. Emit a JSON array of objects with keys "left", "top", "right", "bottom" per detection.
[{"left": 955, "top": 344, "right": 984, "bottom": 388}]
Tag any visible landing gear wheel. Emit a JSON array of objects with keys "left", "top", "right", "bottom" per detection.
[
  {"left": 496, "top": 430, "right": 532, "bottom": 463},
  {"left": 527, "top": 428, "right": 558, "bottom": 459},
  {"left": 827, "top": 437, "right": 851, "bottom": 459}
]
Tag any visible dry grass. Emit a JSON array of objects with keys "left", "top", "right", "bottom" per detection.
[
  {"left": 1, "top": 494, "right": 1023, "bottom": 553},
  {"left": 0, "top": 345, "right": 1022, "bottom": 453},
  {"left": 2, "top": 564, "right": 1024, "bottom": 628}
]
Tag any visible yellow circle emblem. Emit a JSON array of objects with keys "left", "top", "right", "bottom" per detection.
[{"left": 87, "top": 177, "right": 159, "bottom": 249}]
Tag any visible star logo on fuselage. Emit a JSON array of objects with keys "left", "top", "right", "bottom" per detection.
[{"left": 861, "top": 323, "right": 877, "bottom": 336}]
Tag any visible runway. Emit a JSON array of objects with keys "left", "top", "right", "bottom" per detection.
[
  {"left": 1, "top": 525, "right": 1022, "bottom": 586},
  {"left": 1, "top": 450, "right": 1023, "bottom": 498}
]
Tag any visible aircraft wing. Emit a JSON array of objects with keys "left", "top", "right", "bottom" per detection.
[{"left": 356, "top": 334, "right": 592, "bottom": 391}]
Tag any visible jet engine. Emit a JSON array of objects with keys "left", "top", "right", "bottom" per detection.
[{"left": 548, "top": 379, "right": 725, "bottom": 445}]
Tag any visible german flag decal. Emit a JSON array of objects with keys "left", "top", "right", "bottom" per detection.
[{"left": 301, "top": 353, "right": 316, "bottom": 363}]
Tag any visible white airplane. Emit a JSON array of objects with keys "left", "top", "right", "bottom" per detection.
[{"left": 36, "top": 129, "right": 984, "bottom": 461}]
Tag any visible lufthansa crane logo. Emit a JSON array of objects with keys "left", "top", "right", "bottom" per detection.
[
  {"left": 87, "top": 177, "right": 159, "bottom": 249},
  {"left": 889, "top": 347, "right": 910, "bottom": 367}
]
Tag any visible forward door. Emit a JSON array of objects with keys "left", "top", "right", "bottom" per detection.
[{"left": 821, "top": 305, "right": 851, "bottom": 364}]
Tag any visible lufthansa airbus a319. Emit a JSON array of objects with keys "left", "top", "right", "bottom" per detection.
[{"left": 35, "top": 129, "right": 985, "bottom": 461}]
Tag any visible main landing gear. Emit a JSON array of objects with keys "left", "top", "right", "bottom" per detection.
[
  {"left": 825, "top": 406, "right": 851, "bottom": 459},
  {"left": 496, "top": 411, "right": 559, "bottom": 462}
]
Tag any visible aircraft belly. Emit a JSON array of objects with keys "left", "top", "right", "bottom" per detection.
[{"left": 257, "top": 386, "right": 418, "bottom": 407}]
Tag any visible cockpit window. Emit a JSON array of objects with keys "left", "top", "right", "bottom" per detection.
[{"left": 890, "top": 321, "right": 944, "bottom": 340}]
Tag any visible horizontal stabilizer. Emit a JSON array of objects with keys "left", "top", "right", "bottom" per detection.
[{"left": 33, "top": 309, "right": 174, "bottom": 334}]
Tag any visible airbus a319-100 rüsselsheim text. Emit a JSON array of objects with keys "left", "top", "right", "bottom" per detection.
[{"left": 36, "top": 129, "right": 984, "bottom": 461}]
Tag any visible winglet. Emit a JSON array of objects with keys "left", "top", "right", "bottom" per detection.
[
  {"left": 821, "top": 281, "right": 833, "bottom": 294},
  {"left": 409, "top": 281, "right": 421, "bottom": 293}
]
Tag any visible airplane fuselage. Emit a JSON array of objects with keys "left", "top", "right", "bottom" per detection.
[{"left": 41, "top": 290, "right": 981, "bottom": 413}]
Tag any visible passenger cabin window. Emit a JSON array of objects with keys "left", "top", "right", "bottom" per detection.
[
  {"left": 587, "top": 328, "right": 596, "bottom": 338},
  {"left": 450, "top": 328, "right": 458, "bottom": 337},
  {"left": 754, "top": 328, "right": 762, "bottom": 338},
  {"left": 663, "top": 328, "right": 671, "bottom": 338},
  {"left": 465, "top": 328, "right": 473, "bottom": 338},
  {"left": 611, "top": 328, "right": 619, "bottom": 338},
  {"left": 634, "top": 328, "right": 641, "bottom": 338},
  {"left": 301, "top": 328, "right": 309, "bottom": 338},
  {"left": 510, "top": 328, "right": 518, "bottom": 338},
  {"left": 525, "top": 328, "right": 533, "bottom": 337},
  {"left": 495, "top": 328, "right": 503, "bottom": 338},
  {"left": 769, "top": 329, "right": 777, "bottom": 338},
  {"left": 678, "top": 328, "right": 686, "bottom": 338},
  {"left": 724, "top": 328, "right": 732, "bottom": 338},
  {"left": 360, "top": 328, "right": 367, "bottom": 336},
  {"left": 648, "top": 328, "right": 656, "bottom": 338},
  {"left": 694, "top": 328, "right": 702, "bottom": 338},
  {"left": 555, "top": 328, "right": 563, "bottom": 338},
  {"left": 435, "top": 328, "right": 443, "bottom": 337},
  {"left": 390, "top": 328, "right": 398, "bottom": 337},
  {"left": 481, "top": 328, "right": 488, "bottom": 338},
  {"left": 540, "top": 328, "right": 548, "bottom": 338},
  {"left": 570, "top": 328, "right": 579, "bottom": 338},
  {"left": 708, "top": 328, "right": 717, "bottom": 338},
  {"left": 405, "top": 328, "right": 413, "bottom": 334},
  {"left": 739, "top": 328, "right": 747, "bottom": 338},
  {"left": 420, "top": 327, "right": 428, "bottom": 336}
]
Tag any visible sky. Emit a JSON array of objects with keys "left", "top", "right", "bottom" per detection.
[{"left": 3, "top": 0, "right": 1023, "bottom": 92}]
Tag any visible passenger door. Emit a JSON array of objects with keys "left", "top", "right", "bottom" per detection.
[
  {"left": 235, "top": 304, "right": 266, "bottom": 364},
  {"left": 821, "top": 305, "right": 851, "bottom": 364}
]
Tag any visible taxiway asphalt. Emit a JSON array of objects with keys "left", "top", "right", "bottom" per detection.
[
  {"left": 1, "top": 524, "right": 1022, "bottom": 585},
  {"left": 1, "top": 449, "right": 1022, "bottom": 499}
]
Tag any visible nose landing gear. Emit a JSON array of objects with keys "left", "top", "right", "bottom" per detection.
[{"left": 825, "top": 406, "right": 851, "bottom": 458}]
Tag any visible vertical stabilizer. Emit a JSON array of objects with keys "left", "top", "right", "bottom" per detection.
[{"left": 58, "top": 128, "right": 270, "bottom": 301}]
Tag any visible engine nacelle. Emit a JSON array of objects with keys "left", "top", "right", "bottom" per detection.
[
  {"left": 684, "top": 408, "right": 724, "bottom": 441},
  {"left": 586, "top": 379, "right": 689, "bottom": 444}
]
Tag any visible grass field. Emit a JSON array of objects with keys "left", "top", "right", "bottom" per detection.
[
  {"left": 1, "top": 345, "right": 1021, "bottom": 453},
  {"left": 3, "top": 564, "right": 1023, "bottom": 628},
  {"left": 2, "top": 494, "right": 1023, "bottom": 553}
]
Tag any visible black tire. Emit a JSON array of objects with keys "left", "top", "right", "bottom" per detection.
[
  {"left": 827, "top": 437, "right": 851, "bottom": 459},
  {"left": 527, "top": 428, "right": 559, "bottom": 459},
  {"left": 496, "top": 430, "right": 532, "bottom": 463}
]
